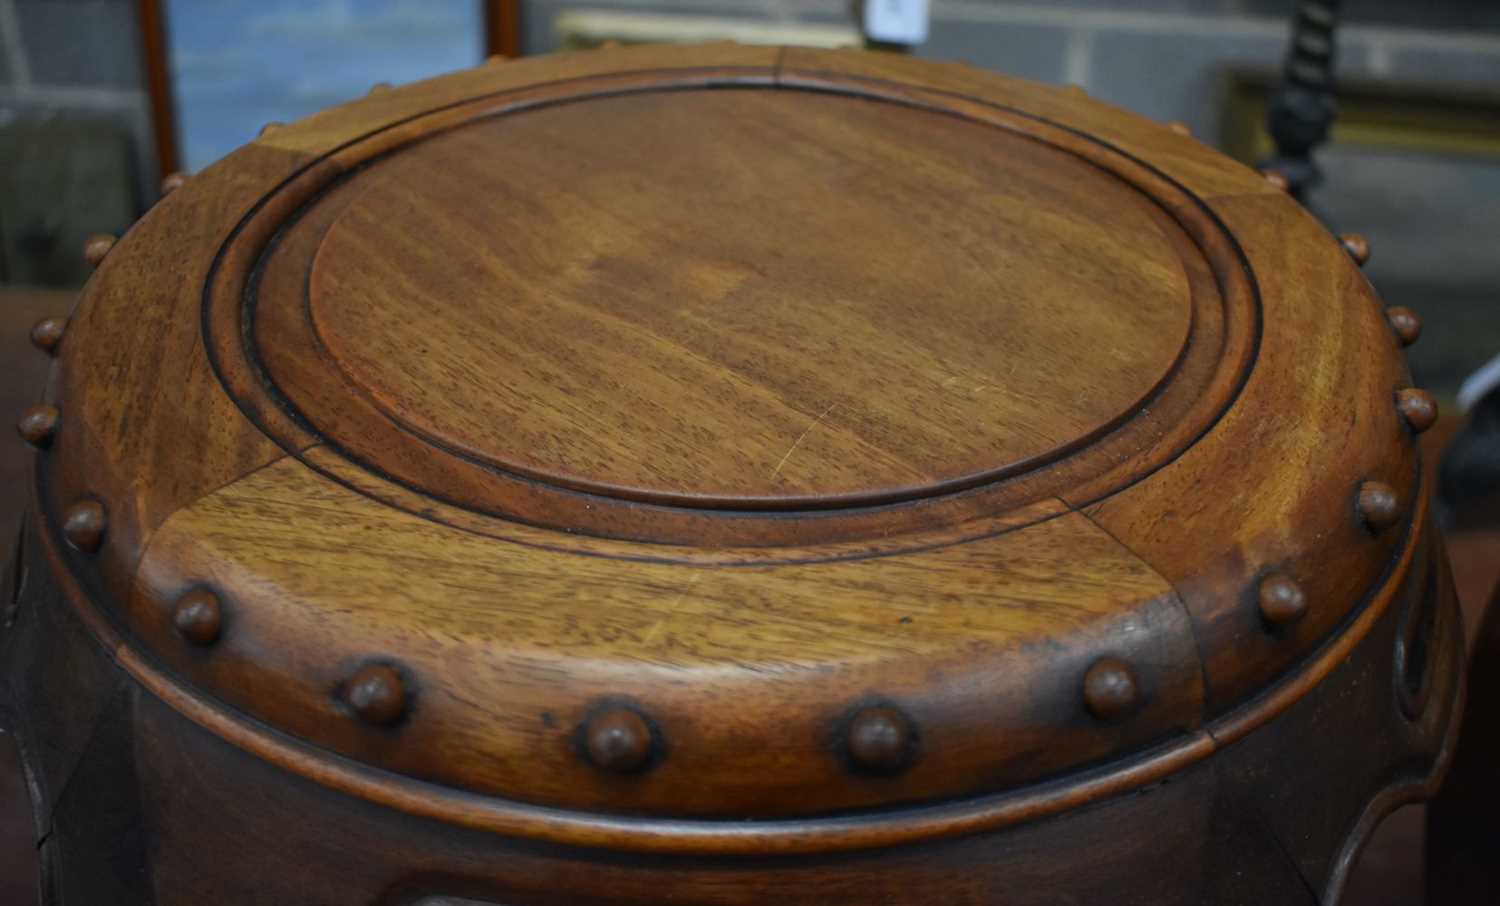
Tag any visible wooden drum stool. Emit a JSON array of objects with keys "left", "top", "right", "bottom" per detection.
[{"left": 2, "top": 45, "right": 1463, "bottom": 905}]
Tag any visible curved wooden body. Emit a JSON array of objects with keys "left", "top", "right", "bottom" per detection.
[
  {"left": 1, "top": 499, "right": 1463, "bottom": 904},
  {"left": 0, "top": 44, "right": 1466, "bottom": 904}
]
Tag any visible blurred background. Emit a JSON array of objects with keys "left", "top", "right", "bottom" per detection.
[
  {"left": 1, "top": 2, "right": 1498, "bottom": 905},
  {"left": 1, "top": 1, "right": 1497, "bottom": 395}
]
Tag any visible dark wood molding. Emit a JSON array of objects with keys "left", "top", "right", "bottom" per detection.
[
  {"left": 137, "top": 0, "right": 180, "bottom": 184},
  {"left": 483, "top": 0, "right": 522, "bottom": 58}
]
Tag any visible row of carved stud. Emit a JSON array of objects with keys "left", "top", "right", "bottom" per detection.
[
  {"left": 1254, "top": 473, "right": 1419, "bottom": 629},
  {"left": 15, "top": 206, "right": 1436, "bottom": 779},
  {"left": 115, "top": 577, "right": 1153, "bottom": 779},
  {"left": 1242, "top": 215, "right": 1428, "bottom": 631},
  {"left": 15, "top": 301, "right": 1437, "bottom": 614},
  {"left": 17, "top": 334, "right": 1150, "bottom": 779}
]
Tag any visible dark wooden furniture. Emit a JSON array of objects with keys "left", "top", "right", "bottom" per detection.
[
  {"left": 0, "top": 287, "right": 66, "bottom": 906},
  {"left": 2, "top": 44, "right": 1462, "bottom": 905}
]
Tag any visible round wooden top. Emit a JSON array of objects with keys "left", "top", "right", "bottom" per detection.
[
  {"left": 31, "top": 44, "right": 1424, "bottom": 851},
  {"left": 308, "top": 89, "right": 1190, "bottom": 505}
]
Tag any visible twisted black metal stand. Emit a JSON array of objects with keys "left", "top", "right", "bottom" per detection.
[{"left": 1263, "top": 0, "right": 1342, "bottom": 201}]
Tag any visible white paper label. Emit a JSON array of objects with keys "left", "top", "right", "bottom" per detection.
[{"left": 864, "top": 0, "right": 930, "bottom": 45}]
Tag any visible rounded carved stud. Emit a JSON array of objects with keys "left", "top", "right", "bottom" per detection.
[
  {"left": 1262, "top": 169, "right": 1290, "bottom": 192},
  {"left": 1083, "top": 657, "right": 1140, "bottom": 720},
  {"left": 1258, "top": 573, "right": 1307, "bottom": 627},
  {"left": 29, "top": 316, "right": 67, "bottom": 355},
  {"left": 846, "top": 704, "right": 917, "bottom": 775},
  {"left": 160, "top": 171, "right": 188, "bottom": 195},
  {"left": 259, "top": 121, "right": 283, "bottom": 137},
  {"left": 582, "top": 706, "right": 656, "bottom": 774},
  {"left": 344, "top": 664, "right": 408, "bottom": 725},
  {"left": 16, "top": 404, "right": 59, "bottom": 448},
  {"left": 1396, "top": 388, "right": 1438, "bottom": 434},
  {"left": 1340, "top": 233, "right": 1370, "bottom": 266},
  {"left": 62, "top": 499, "right": 106, "bottom": 553},
  {"left": 485, "top": 54, "right": 506, "bottom": 65},
  {"left": 1167, "top": 121, "right": 1191, "bottom": 136},
  {"left": 173, "top": 588, "right": 223, "bottom": 646},
  {"left": 1386, "top": 307, "right": 1423, "bottom": 347},
  {"left": 82, "top": 234, "right": 115, "bottom": 268},
  {"left": 369, "top": 82, "right": 392, "bottom": 95},
  {"left": 1357, "top": 480, "right": 1402, "bottom": 533}
]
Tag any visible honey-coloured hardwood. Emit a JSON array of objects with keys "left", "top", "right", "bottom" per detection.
[
  {"left": 0, "top": 42, "right": 1464, "bottom": 905},
  {"left": 304, "top": 88, "right": 1191, "bottom": 506}
]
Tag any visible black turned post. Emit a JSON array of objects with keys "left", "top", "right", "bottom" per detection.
[{"left": 1264, "top": 0, "right": 1342, "bottom": 201}]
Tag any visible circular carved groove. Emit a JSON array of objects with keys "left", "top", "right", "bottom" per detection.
[
  {"left": 205, "top": 75, "right": 1261, "bottom": 553},
  {"left": 307, "top": 90, "right": 1191, "bottom": 506}
]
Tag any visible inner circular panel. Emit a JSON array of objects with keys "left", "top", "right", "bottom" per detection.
[{"left": 307, "top": 87, "right": 1192, "bottom": 505}]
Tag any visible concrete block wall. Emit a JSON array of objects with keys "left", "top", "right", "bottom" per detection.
[
  {"left": 0, "top": 0, "right": 155, "bottom": 212},
  {"left": 523, "top": 1, "right": 1500, "bottom": 152},
  {"left": 4, "top": 0, "right": 1497, "bottom": 218},
  {"left": 0, "top": 1, "right": 1494, "bottom": 387},
  {"left": 520, "top": 1, "right": 1500, "bottom": 396}
]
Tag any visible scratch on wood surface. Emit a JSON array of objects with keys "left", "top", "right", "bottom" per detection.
[
  {"left": 770, "top": 402, "right": 839, "bottom": 480},
  {"left": 642, "top": 571, "right": 706, "bottom": 646}
]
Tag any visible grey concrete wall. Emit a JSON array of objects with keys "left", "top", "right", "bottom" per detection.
[
  {"left": 0, "top": 0, "right": 1494, "bottom": 387},
  {"left": 523, "top": 1, "right": 1500, "bottom": 150},
  {"left": 0, "top": 0, "right": 155, "bottom": 209}
]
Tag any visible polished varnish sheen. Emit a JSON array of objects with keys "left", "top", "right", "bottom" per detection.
[{"left": 1, "top": 44, "right": 1462, "bottom": 905}]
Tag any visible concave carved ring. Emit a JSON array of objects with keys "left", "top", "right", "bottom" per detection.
[{"left": 204, "top": 71, "right": 1259, "bottom": 555}]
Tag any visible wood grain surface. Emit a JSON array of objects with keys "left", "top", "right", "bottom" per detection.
[
  {"left": 129, "top": 455, "right": 1205, "bottom": 817},
  {"left": 306, "top": 88, "right": 1191, "bottom": 504},
  {"left": 1085, "top": 192, "right": 1415, "bottom": 712},
  {"left": 3, "top": 43, "right": 1463, "bottom": 902}
]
